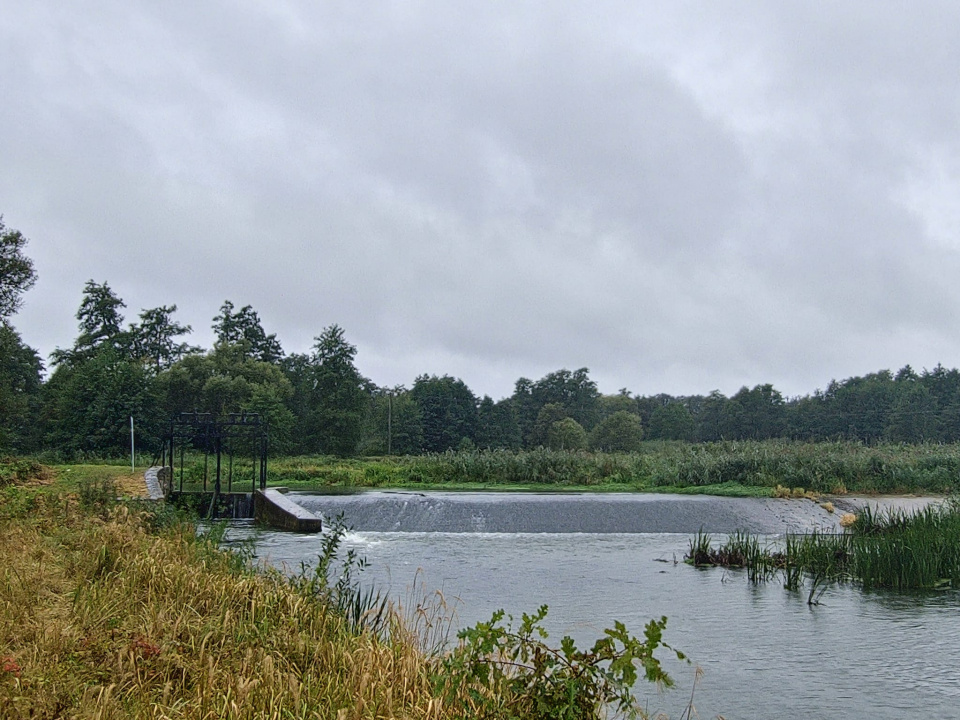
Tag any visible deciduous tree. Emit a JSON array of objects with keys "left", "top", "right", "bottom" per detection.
[
  {"left": 411, "top": 374, "right": 478, "bottom": 452},
  {"left": 589, "top": 410, "right": 644, "bottom": 452},
  {"left": 0, "top": 323, "right": 43, "bottom": 451},
  {"left": 547, "top": 417, "right": 587, "bottom": 450},
  {"left": 0, "top": 216, "right": 36, "bottom": 319},
  {"left": 212, "top": 300, "right": 283, "bottom": 363}
]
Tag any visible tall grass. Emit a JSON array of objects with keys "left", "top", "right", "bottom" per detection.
[
  {"left": 852, "top": 502, "right": 960, "bottom": 590},
  {"left": 0, "top": 463, "right": 685, "bottom": 719},
  {"left": 687, "top": 500, "right": 960, "bottom": 596},
  {"left": 268, "top": 440, "right": 960, "bottom": 494}
]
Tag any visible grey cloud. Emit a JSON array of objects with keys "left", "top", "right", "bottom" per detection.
[{"left": 3, "top": 1, "right": 960, "bottom": 400}]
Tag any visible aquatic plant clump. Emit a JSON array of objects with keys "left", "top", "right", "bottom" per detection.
[{"left": 687, "top": 500, "right": 960, "bottom": 594}]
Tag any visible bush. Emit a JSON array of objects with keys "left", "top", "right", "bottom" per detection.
[
  {"left": 590, "top": 411, "right": 644, "bottom": 452},
  {"left": 434, "top": 605, "right": 685, "bottom": 719}
]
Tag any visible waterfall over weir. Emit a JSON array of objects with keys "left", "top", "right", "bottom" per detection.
[{"left": 291, "top": 491, "right": 844, "bottom": 534}]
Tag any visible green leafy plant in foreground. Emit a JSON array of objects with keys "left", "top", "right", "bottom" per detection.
[
  {"left": 434, "top": 604, "right": 685, "bottom": 719},
  {"left": 294, "top": 512, "right": 391, "bottom": 636}
]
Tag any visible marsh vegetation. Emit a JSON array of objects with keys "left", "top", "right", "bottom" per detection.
[
  {"left": 687, "top": 499, "right": 960, "bottom": 598},
  {"left": 262, "top": 441, "right": 960, "bottom": 495}
]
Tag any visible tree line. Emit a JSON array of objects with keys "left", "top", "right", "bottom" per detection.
[{"left": 3, "top": 217, "right": 960, "bottom": 457}]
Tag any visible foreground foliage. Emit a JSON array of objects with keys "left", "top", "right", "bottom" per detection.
[
  {"left": 436, "top": 607, "right": 684, "bottom": 719},
  {"left": 0, "top": 462, "right": 682, "bottom": 719}
]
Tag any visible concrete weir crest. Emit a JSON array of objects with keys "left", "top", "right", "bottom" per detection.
[{"left": 145, "top": 467, "right": 323, "bottom": 533}]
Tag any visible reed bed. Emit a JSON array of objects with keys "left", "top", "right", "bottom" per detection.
[
  {"left": 851, "top": 502, "right": 960, "bottom": 590},
  {"left": 687, "top": 500, "right": 960, "bottom": 596},
  {"left": 267, "top": 441, "right": 960, "bottom": 494}
]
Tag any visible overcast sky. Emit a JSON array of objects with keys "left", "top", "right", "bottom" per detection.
[{"left": 2, "top": 2, "right": 959, "bottom": 400}]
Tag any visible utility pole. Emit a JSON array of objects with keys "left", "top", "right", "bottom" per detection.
[{"left": 387, "top": 391, "right": 393, "bottom": 456}]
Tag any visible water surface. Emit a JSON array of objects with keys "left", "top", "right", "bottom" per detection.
[{"left": 226, "top": 492, "right": 960, "bottom": 719}]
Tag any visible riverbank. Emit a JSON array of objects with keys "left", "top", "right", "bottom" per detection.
[
  {"left": 0, "top": 461, "right": 681, "bottom": 719},
  {"left": 0, "top": 463, "right": 453, "bottom": 719}
]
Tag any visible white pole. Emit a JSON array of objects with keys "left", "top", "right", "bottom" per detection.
[{"left": 130, "top": 416, "right": 135, "bottom": 473}]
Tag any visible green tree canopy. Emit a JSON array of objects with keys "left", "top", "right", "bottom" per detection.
[
  {"left": 411, "top": 374, "right": 478, "bottom": 452},
  {"left": 597, "top": 391, "right": 638, "bottom": 421},
  {"left": 0, "top": 216, "right": 36, "bottom": 319},
  {"left": 0, "top": 322, "right": 43, "bottom": 451},
  {"left": 291, "top": 324, "right": 369, "bottom": 456},
  {"left": 512, "top": 368, "right": 600, "bottom": 446},
  {"left": 647, "top": 402, "right": 695, "bottom": 441},
  {"left": 45, "top": 346, "right": 162, "bottom": 456},
  {"left": 212, "top": 300, "right": 284, "bottom": 363},
  {"left": 476, "top": 396, "right": 522, "bottom": 450},
  {"left": 589, "top": 410, "right": 644, "bottom": 452},
  {"left": 532, "top": 403, "right": 568, "bottom": 447},
  {"left": 129, "top": 304, "right": 200, "bottom": 372},
  {"left": 547, "top": 417, "right": 587, "bottom": 450},
  {"left": 721, "top": 384, "right": 786, "bottom": 440},
  {"left": 52, "top": 281, "right": 128, "bottom": 366},
  {"left": 157, "top": 342, "right": 295, "bottom": 452},
  {"left": 360, "top": 387, "right": 423, "bottom": 455}
]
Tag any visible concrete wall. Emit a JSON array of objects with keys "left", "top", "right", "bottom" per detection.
[{"left": 254, "top": 488, "right": 323, "bottom": 532}]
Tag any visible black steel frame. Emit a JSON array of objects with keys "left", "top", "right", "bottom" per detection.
[{"left": 159, "top": 411, "right": 268, "bottom": 498}]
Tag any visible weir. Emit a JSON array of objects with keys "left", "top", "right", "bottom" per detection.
[{"left": 292, "top": 491, "right": 848, "bottom": 534}]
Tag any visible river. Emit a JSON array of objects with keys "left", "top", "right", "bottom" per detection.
[{"left": 224, "top": 491, "right": 959, "bottom": 719}]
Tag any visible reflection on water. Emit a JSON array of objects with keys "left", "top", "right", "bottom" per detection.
[{"left": 223, "top": 496, "right": 960, "bottom": 720}]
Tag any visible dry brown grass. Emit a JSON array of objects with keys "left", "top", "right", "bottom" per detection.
[
  {"left": 0, "top": 486, "right": 461, "bottom": 719},
  {"left": 112, "top": 472, "right": 149, "bottom": 497}
]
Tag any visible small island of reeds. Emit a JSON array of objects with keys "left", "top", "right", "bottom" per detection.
[{"left": 687, "top": 499, "right": 960, "bottom": 602}]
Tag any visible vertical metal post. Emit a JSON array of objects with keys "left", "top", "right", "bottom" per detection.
[
  {"left": 203, "top": 424, "right": 209, "bottom": 492},
  {"left": 215, "top": 434, "right": 222, "bottom": 498},
  {"left": 260, "top": 421, "right": 267, "bottom": 491},
  {"left": 130, "top": 416, "right": 135, "bottom": 473}
]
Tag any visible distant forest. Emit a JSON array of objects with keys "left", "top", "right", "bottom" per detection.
[
  {"left": 2, "top": 222, "right": 960, "bottom": 457},
  {"left": 3, "top": 281, "right": 959, "bottom": 458}
]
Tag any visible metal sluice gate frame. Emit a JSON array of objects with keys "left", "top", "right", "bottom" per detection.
[{"left": 158, "top": 411, "right": 268, "bottom": 500}]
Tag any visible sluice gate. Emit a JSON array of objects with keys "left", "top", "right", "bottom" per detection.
[
  {"left": 157, "top": 411, "right": 266, "bottom": 519},
  {"left": 154, "top": 412, "right": 321, "bottom": 530}
]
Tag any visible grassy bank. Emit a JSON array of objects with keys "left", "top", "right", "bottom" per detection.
[
  {"left": 262, "top": 441, "right": 960, "bottom": 496},
  {"left": 0, "top": 460, "right": 683, "bottom": 719}
]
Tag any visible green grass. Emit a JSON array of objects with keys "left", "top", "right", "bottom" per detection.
[
  {"left": 47, "top": 463, "right": 135, "bottom": 492},
  {"left": 260, "top": 441, "right": 960, "bottom": 497},
  {"left": 651, "top": 482, "right": 773, "bottom": 498}
]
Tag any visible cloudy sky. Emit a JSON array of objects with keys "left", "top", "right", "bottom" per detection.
[{"left": 2, "top": 2, "right": 959, "bottom": 400}]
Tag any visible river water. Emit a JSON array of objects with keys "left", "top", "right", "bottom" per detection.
[{"left": 225, "top": 491, "right": 960, "bottom": 719}]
